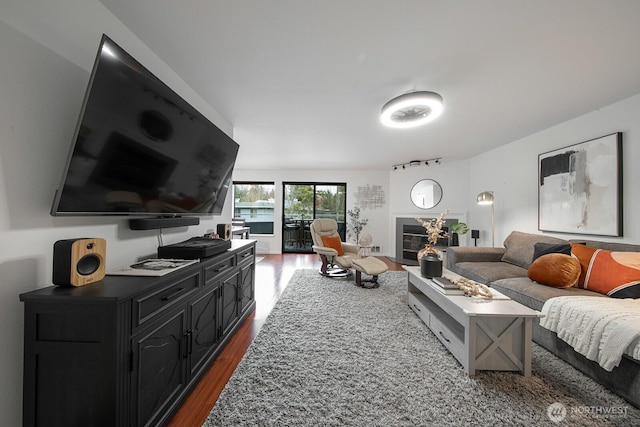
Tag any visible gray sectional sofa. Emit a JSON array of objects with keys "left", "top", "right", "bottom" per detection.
[{"left": 446, "top": 231, "right": 640, "bottom": 408}]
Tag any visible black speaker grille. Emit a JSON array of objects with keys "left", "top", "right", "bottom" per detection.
[{"left": 76, "top": 254, "right": 100, "bottom": 275}]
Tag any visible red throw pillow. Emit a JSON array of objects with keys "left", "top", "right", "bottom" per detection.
[
  {"left": 321, "top": 235, "right": 344, "bottom": 256},
  {"left": 570, "top": 243, "right": 640, "bottom": 298}
]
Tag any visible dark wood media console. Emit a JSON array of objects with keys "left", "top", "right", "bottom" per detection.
[{"left": 20, "top": 239, "right": 256, "bottom": 427}]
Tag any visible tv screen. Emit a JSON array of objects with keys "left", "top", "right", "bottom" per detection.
[{"left": 51, "top": 35, "right": 239, "bottom": 217}]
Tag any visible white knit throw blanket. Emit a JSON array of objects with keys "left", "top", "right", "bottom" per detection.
[{"left": 540, "top": 296, "right": 640, "bottom": 371}]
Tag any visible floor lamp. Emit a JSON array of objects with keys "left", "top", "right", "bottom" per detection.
[{"left": 476, "top": 191, "right": 495, "bottom": 247}]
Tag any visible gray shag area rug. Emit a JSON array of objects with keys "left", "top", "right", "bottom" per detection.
[{"left": 204, "top": 270, "right": 640, "bottom": 426}]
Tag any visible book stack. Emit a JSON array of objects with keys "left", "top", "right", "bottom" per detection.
[{"left": 430, "top": 276, "right": 465, "bottom": 295}]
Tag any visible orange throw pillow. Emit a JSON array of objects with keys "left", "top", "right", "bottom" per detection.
[
  {"left": 570, "top": 243, "right": 598, "bottom": 288},
  {"left": 527, "top": 253, "right": 581, "bottom": 288},
  {"left": 570, "top": 243, "right": 640, "bottom": 298},
  {"left": 321, "top": 235, "right": 344, "bottom": 256}
]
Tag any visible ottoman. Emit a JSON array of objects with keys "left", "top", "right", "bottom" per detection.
[{"left": 351, "top": 257, "right": 388, "bottom": 288}]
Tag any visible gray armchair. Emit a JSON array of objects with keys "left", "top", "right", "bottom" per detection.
[{"left": 310, "top": 219, "right": 361, "bottom": 277}]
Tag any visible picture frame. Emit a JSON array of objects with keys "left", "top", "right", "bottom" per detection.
[{"left": 538, "top": 132, "right": 622, "bottom": 236}]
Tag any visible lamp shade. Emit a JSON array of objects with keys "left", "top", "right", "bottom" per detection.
[
  {"left": 380, "top": 91, "right": 443, "bottom": 128},
  {"left": 476, "top": 191, "right": 495, "bottom": 247},
  {"left": 476, "top": 191, "right": 494, "bottom": 205}
]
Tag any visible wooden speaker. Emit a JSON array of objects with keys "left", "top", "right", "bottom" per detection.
[
  {"left": 217, "top": 223, "right": 232, "bottom": 240},
  {"left": 53, "top": 238, "right": 106, "bottom": 287}
]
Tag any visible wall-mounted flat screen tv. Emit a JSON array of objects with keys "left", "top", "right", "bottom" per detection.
[{"left": 50, "top": 34, "right": 239, "bottom": 218}]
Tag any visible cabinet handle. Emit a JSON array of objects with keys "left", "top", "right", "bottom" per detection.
[
  {"left": 439, "top": 331, "right": 450, "bottom": 343},
  {"left": 182, "top": 331, "right": 189, "bottom": 358},
  {"left": 241, "top": 252, "right": 251, "bottom": 258},
  {"left": 162, "top": 287, "right": 185, "bottom": 301},
  {"left": 412, "top": 304, "right": 421, "bottom": 312},
  {"left": 215, "top": 264, "right": 230, "bottom": 273}
]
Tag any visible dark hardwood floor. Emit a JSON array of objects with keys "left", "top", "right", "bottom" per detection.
[{"left": 168, "top": 253, "right": 405, "bottom": 427}]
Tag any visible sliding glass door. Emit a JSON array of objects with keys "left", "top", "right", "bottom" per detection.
[{"left": 282, "top": 182, "right": 346, "bottom": 253}]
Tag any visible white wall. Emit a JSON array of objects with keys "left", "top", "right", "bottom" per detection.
[
  {"left": 0, "top": 2, "right": 235, "bottom": 425},
  {"left": 384, "top": 95, "right": 640, "bottom": 251},
  {"left": 388, "top": 158, "right": 471, "bottom": 250},
  {"left": 232, "top": 169, "right": 390, "bottom": 254},
  {"left": 467, "top": 93, "right": 640, "bottom": 246},
  {"left": 234, "top": 160, "right": 471, "bottom": 258}
]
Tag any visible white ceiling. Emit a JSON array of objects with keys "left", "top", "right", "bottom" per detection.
[{"left": 97, "top": 0, "right": 640, "bottom": 171}]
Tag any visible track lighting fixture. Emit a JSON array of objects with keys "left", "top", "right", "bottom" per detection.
[{"left": 391, "top": 158, "right": 442, "bottom": 170}]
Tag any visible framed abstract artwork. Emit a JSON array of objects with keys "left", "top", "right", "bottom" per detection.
[{"left": 538, "top": 132, "right": 622, "bottom": 236}]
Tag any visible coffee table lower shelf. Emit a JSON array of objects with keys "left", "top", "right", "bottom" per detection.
[{"left": 405, "top": 266, "right": 541, "bottom": 376}]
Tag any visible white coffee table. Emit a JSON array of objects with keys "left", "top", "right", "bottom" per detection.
[{"left": 404, "top": 266, "right": 542, "bottom": 376}]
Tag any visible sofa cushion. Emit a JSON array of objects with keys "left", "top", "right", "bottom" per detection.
[
  {"left": 527, "top": 253, "right": 580, "bottom": 288},
  {"left": 571, "top": 243, "right": 640, "bottom": 298},
  {"left": 452, "top": 261, "right": 527, "bottom": 284},
  {"left": 532, "top": 242, "right": 572, "bottom": 261},
  {"left": 501, "top": 231, "right": 568, "bottom": 269},
  {"left": 490, "top": 277, "right": 605, "bottom": 311},
  {"left": 321, "top": 235, "right": 344, "bottom": 256},
  {"left": 571, "top": 239, "right": 640, "bottom": 253}
]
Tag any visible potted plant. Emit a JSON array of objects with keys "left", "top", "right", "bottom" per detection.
[
  {"left": 347, "top": 207, "right": 368, "bottom": 243},
  {"left": 449, "top": 222, "right": 469, "bottom": 246},
  {"left": 415, "top": 210, "right": 450, "bottom": 278}
]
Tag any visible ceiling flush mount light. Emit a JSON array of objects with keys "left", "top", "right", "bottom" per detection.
[{"left": 380, "top": 91, "right": 444, "bottom": 128}]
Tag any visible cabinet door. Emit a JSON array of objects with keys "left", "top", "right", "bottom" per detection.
[
  {"left": 238, "top": 258, "right": 255, "bottom": 314},
  {"left": 131, "top": 308, "right": 188, "bottom": 427},
  {"left": 189, "top": 285, "right": 220, "bottom": 376},
  {"left": 221, "top": 270, "right": 240, "bottom": 336},
  {"left": 22, "top": 303, "right": 120, "bottom": 427}
]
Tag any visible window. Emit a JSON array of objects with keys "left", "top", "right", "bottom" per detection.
[
  {"left": 282, "top": 182, "right": 346, "bottom": 253},
  {"left": 232, "top": 182, "right": 275, "bottom": 234}
]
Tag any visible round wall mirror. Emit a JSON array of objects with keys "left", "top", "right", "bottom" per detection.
[{"left": 410, "top": 179, "right": 443, "bottom": 209}]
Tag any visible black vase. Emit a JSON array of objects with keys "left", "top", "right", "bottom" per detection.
[
  {"left": 450, "top": 233, "right": 459, "bottom": 246},
  {"left": 420, "top": 252, "right": 443, "bottom": 278}
]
